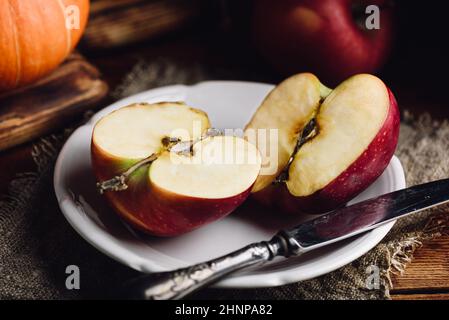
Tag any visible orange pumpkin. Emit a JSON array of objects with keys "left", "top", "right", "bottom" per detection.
[{"left": 0, "top": 0, "right": 90, "bottom": 92}]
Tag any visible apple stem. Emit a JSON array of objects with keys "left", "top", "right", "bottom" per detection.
[
  {"left": 274, "top": 118, "right": 318, "bottom": 184},
  {"left": 96, "top": 128, "right": 224, "bottom": 194},
  {"left": 96, "top": 152, "right": 161, "bottom": 194}
]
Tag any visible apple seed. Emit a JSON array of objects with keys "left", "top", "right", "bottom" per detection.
[{"left": 274, "top": 117, "right": 318, "bottom": 184}]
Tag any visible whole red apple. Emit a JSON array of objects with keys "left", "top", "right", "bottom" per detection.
[{"left": 252, "top": 0, "right": 395, "bottom": 84}]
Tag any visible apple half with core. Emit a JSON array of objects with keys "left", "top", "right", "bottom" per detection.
[
  {"left": 245, "top": 73, "right": 399, "bottom": 214},
  {"left": 91, "top": 102, "right": 261, "bottom": 236}
]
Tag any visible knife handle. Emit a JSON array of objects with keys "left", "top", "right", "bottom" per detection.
[{"left": 121, "top": 237, "right": 286, "bottom": 300}]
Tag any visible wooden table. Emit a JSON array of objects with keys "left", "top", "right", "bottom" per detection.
[{"left": 0, "top": 29, "right": 448, "bottom": 300}]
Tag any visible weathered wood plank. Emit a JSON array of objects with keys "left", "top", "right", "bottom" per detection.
[
  {"left": 392, "top": 293, "right": 449, "bottom": 300},
  {"left": 83, "top": 0, "right": 203, "bottom": 49},
  {"left": 391, "top": 235, "right": 449, "bottom": 292},
  {"left": 0, "top": 54, "right": 108, "bottom": 152}
]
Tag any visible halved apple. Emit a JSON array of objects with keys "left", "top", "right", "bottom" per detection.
[
  {"left": 245, "top": 73, "right": 400, "bottom": 214},
  {"left": 92, "top": 102, "right": 261, "bottom": 236}
]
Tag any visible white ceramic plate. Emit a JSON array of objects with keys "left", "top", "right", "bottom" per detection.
[{"left": 54, "top": 81, "right": 406, "bottom": 288}]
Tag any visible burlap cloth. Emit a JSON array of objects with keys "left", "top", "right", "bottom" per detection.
[{"left": 1, "top": 60, "right": 448, "bottom": 300}]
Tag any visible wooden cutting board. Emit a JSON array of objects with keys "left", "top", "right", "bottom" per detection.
[{"left": 0, "top": 54, "right": 108, "bottom": 152}]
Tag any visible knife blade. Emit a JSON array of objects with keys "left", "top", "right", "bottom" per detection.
[
  {"left": 282, "top": 178, "right": 449, "bottom": 254},
  {"left": 121, "top": 179, "right": 449, "bottom": 300}
]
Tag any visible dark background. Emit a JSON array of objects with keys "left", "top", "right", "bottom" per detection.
[{"left": 83, "top": 0, "right": 449, "bottom": 117}]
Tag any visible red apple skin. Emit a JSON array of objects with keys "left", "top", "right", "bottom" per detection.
[
  {"left": 279, "top": 87, "right": 400, "bottom": 214},
  {"left": 252, "top": 0, "right": 394, "bottom": 85},
  {"left": 91, "top": 144, "right": 252, "bottom": 237},
  {"left": 141, "top": 184, "right": 252, "bottom": 237}
]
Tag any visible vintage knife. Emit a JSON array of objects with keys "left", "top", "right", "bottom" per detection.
[{"left": 122, "top": 179, "right": 449, "bottom": 300}]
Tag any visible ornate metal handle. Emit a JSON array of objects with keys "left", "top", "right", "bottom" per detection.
[{"left": 121, "top": 237, "right": 288, "bottom": 300}]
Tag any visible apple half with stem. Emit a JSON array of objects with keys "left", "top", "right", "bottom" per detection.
[
  {"left": 245, "top": 73, "right": 400, "bottom": 214},
  {"left": 91, "top": 102, "right": 261, "bottom": 236}
]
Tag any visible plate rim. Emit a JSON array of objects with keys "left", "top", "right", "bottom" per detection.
[{"left": 54, "top": 80, "right": 406, "bottom": 288}]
